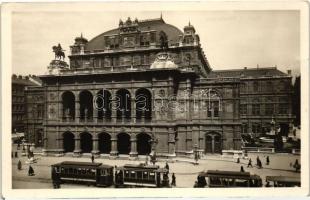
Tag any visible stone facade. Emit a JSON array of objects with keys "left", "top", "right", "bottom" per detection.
[
  {"left": 37, "top": 17, "right": 293, "bottom": 157},
  {"left": 25, "top": 85, "right": 44, "bottom": 146}
]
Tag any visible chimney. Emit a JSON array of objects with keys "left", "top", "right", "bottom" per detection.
[{"left": 287, "top": 70, "right": 292, "bottom": 75}]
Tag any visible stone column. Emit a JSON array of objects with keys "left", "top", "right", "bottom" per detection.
[
  {"left": 168, "top": 128, "right": 176, "bottom": 157},
  {"left": 73, "top": 134, "right": 81, "bottom": 157},
  {"left": 59, "top": 99, "right": 63, "bottom": 122},
  {"left": 131, "top": 96, "right": 136, "bottom": 124},
  {"left": 129, "top": 134, "right": 138, "bottom": 158},
  {"left": 93, "top": 106, "right": 98, "bottom": 123},
  {"left": 91, "top": 134, "right": 100, "bottom": 157},
  {"left": 75, "top": 93, "right": 80, "bottom": 123},
  {"left": 111, "top": 90, "right": 117, "bottom": 123},
  {"left": 110, "top": 133, "right": 118, "bottom": 157}
]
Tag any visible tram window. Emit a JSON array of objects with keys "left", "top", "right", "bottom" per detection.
[
  {"left": 142, "top": 171, "right": 148, "bottom": 179},
  {"left": 101, "top": 169, "right": 106, "bottom": 175},
  {"left": 61, "top": 167, "right": 64, "bottom": 173},
  {"left": 137, "top": 171, "right": 142, "bottom": 179},
  {"left": 82, "top": 169, "right": 86, "bottom": 174},
  {"left": 130, "top": 171, "right": 136, "bottom": 179},
  {"left": 149, "top": 172, "right": 155, "bottom": 180},
  {"left": 69, "top": 168, "right": 73, "bottom": 174},
  {"left": 125, "top": 171, "right": 129, "bottom": 178},
  {"left": 235, "top": 179, "right": 247, "bottom": 187},
  {"left": 55, "top": 167, "right": 60, "bottom": 173},
  {"left": 74, "top": 169, "right": 77, "bottom": 174},
  {"left": 77, "top": 168, "right": 81, "bottom": 174}
]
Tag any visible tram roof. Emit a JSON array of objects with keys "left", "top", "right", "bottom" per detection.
[
  {"left": 52, "top": 161, "right": 112, "bottom": 168},
  {"left": 266, "top": 176, "right": 300, "bottom": 183},
  {"left": 202, "top": 170, "right": 252, "bottom": 178}
]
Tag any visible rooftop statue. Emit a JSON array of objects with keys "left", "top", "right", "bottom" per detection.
[{"left": 52, "top": 43, "right": 65, "bottom": 61}]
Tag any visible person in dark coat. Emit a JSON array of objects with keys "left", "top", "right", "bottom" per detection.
[
  {"left": 17, "top": 160, "right": 22, "bottom": 170},
  {"left": 236, "top": 157, "right": 240, "bottom": 163},
  {"left": 171, "top": 173, "right": 176, "bottom": 186},
  {"left": 247, "top": 158, "right": 253, "bottom": 168},
  {"left": 28, "top": 165, "right": 34, "bottom": 176},
  {"left": 15, "top": 152, "right": 18, "bottom": 158},
  {"left": 266, "top": 156, "right": 270, "bottom": 165},
  {"left": 240, "top": 166, "right": 245, "bottom": 172},
  {"left": 165, "top": 162, "right": 170, "bottom": 173},
  {"left": 294, "top": 159, "right": 300, "bottom": 172},
  {"left": 91, "top": 155, "right": 94, "bottom": 163}
]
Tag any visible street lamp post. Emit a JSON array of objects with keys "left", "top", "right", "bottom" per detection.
[{"left": 194, "top": 144, "right": 199, "bottom": 165}]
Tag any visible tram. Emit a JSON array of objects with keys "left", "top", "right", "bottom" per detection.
[
  {"left": 115, "top": 164, "right": 169, "bottom": 188},
  {"left": 51, "top": 161, "right": 169, "bottom": 188},
  {"left": 51, "top": 161, "right": 114, "bottom": 187},
  {"left": 196, "top": 170, "right": 262, "bottom": 187},
  {"left": 265, "top": 176, "right": 301, "bottom": 187}
]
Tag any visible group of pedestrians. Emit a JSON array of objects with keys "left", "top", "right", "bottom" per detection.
[{"left": 237, "top": 155, "right": 270, "bottom": 172}]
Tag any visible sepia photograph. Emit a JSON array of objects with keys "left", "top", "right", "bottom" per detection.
[{"left": 1, "top": 1, "right": 309, "bottom": 198}]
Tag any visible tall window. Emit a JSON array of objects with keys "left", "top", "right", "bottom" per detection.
[
  {"left": 278, "top": 104, "right": 288, "bottom": 114},
  {"left": 240, "top": 104, "right": 247, "bottom": 115},
  {"left": 253, "top": 81, "right": 259, "bottom": 92},
  {"left": 266, "top": 81, "right": 273, "bottom": 92},
  {"left": 204, "top": 89, "right": 221, "bottom": 118},
  {"left": 265, "top": 97, "right": 274, "bottom": 115},
  {"left": 241, "top": 123, "right": 248, "bottom": 133},
  {"left": 252, "top": 99, "right": 260, "bottom": 115}
]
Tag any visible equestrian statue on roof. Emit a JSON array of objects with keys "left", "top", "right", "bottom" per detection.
[{"left": 52, "top": 43, "right": 66, "bottom": 61}]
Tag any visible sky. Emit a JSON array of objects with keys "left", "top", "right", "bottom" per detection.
[{"left": 12, "top": 10, "right": 300, "bottom": 77}]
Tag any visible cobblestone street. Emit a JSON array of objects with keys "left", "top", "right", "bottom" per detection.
[{"left": 11, "top": 145, "right": 300, "bottom": 188}]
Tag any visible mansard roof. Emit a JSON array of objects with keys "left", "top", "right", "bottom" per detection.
[
  {"left": 85, "top": 18, "right": 183, "bottom": 51},
  {"left": 208, "top": 67, "right": 289, "bottom": 79}
]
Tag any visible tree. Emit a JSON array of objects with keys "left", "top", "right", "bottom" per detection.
[{"left": 292, "top": 76, "right": 300, "bottom": 126}]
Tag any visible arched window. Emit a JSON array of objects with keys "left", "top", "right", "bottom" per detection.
[
  {"left": 96, "top": 90, "right": 112, "bottom": 121},
  {"left": 116, "top": 89, "right": 131, "bottom": 120},
  {"left": 135, "top": 88, "right": 152, "bottom": 121},
  {"left": 62, "top": 91, "right": 75, "bottom": 121},
  {"left": 79, "top": 90, "right": 93, "bottom": 121}
]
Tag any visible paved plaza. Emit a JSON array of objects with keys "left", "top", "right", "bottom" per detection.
[{"left": 11, "top": 144, "right": 300, "bottom": 189}]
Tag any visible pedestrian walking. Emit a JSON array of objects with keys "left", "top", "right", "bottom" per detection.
[
  {"left": 247, "top": 158, "right": 253, "bottom": 168},
  {"left": 171, "top": 173, "right": 176, "bottom": 186},
  {"left": 15, "top": 152, "right": 18, "bottom": 158},
  {"left": 258, "top": 159, "right": 262, "bottom": 169},
  {"left": 11, "top": 152, "right": 14, "bottom": 158},
  {"left": 17, "top": 160, "right": 22, "bottom": 170},
  {"left": 17, "top": 142, "right": 20, "bottom": 150},
  {"left": 256, "top": 156, "right": 260, "bottom": 166},
  {"left": 236, "top": 157, "right": 240, "bottom": 163},
  {"left": 293, "top": 159, "right": 300, "bottom": 172},
  {"left": 240, "top": 166, "right": 245, "bottom": 172},
  {"left": 28, "top": 165, "right": 34, "bottom": 176},
  {"left": 165, "top": 162, "right": 170, "bottom": 173},
  {"left": 91, "top": 155, "right": 94, "bottom": 163},
  {"left": 266, "top": 156, "right": 270, "bottom": 165}
]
